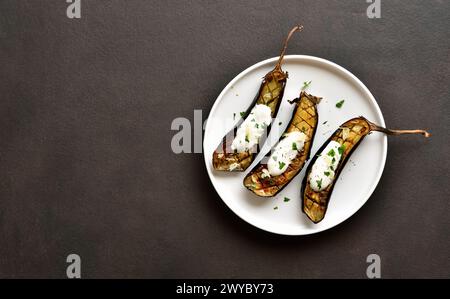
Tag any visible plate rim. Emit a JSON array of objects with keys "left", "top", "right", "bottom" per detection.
[{"left": 203, "top": 54, "right": 387, "bottom": 236}]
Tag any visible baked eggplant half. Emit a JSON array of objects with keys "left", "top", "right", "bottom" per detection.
[
  {"left": 212, "top": 25, "right": 303, "bottom": 172},
  {"left": 243, "top": 91, "right": 321, "bottom": 197},
  {"left": 302, "top": 116, "right": 431, "bottom": 223}
]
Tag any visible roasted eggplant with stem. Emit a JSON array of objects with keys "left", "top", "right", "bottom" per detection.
[
  {"left": 243, "top": 91, "right": 321, "bottom": 197},
  {"left": 302, "top": 116, "right": 431, "bottom": 223},
  {"left": 212, "top": 25, "right": 304, "bottom": 172}
]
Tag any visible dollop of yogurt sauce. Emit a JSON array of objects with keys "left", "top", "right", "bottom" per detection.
[
  {"left": 267, "top": 131, "right": 307, "bottom": 176},
  {"left": 309, "top": 141, "right": 344, "bottom": 192},
  {"left": 231, "top": 104, "right": 272, "bottom": 153}
]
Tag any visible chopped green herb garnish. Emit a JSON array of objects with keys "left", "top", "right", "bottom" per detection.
[
  {"left": 292, "top": 142, "right": 298, "bottom": 151},
  {"left": 316, "top": 179, "right": 322, "bottom": 189},
  {"left": 302, "top": 81, "right": 312, "bottom": 90},
  {"left": 278, "top": 161, "right": 286, "bottom": 170},
  {"left": 251, "top": 118, "right": 256, "bottom": 122},
  {"left": 301, "top": 127, "right": 307, "bottom": 133},
  {"left": 336, "top": 100, "right": 345, "bottom": 108},
  {"left": 274, "top": 206, "right": 278, "bottom": 210},
  {"left": 273, "top": 156, "right": 277, "bottom": 161},
  {"left": 240, "top": 111, "right": 245, "bottom": 118},
  {"left": 330, "top": 165, "right": 334, "bottom": 171},
  {"left": 324, "top": 171, "right": 330, "bottom": 177},
  {"left": 245, "top": 135, "right": 250, "bottom": 143},
  {"left": 323, "top": 121, "right": 328, "bottom": 125},
  {"left": 284, "top": 197, "right": 291, "bottom": 202},
  {"left": 338, "top": 144, "right": 346, "bottom": 155},
  {"left": 255, "top": 123, "right": 259, "bottom": 129},
  {"left": 327, "top": 149, "right": 335, "bottom": 157},
  {"left": 332, "top": 157, "right": 336, "bottom": 163}
]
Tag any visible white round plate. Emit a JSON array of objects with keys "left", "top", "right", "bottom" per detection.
[{"left": 203, "top": 55, "right": 386, "bottom": 235}]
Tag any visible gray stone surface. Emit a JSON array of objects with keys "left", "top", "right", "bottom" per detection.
[{"left": 0, "top": 0, "right": 448, "bottom": 278}]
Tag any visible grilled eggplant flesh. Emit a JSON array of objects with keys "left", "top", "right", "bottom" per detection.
[
  {"left": 212, "top": 71, "right": 287, "bottom": 171},
  {"left": 243, "top": 92, "right": 321, "bottom": 197},
  {"left": 302, "top": 117, "right": 371, "bottom": 223}
]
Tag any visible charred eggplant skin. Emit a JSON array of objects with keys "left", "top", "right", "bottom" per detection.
[
  {"left": 301, "top": 117, "right": 371, "bottom": 223},
  {"left": 212, "top": 25, "right": 303, "bottom": 172},
  {"left": 243, "top": 92, "right": 321, "bottom": 197}
]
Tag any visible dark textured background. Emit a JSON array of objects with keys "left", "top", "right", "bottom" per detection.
[{"left": 0, "top": 0, "right": 449, "bottom": 278}]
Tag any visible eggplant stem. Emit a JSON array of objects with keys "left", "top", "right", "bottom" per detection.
[
  {"left": 289, "top": 91, "right": 322, "bottom": 105},
  {"left": 274, "top": 25, "right": 303, "bottom": 71},
  {"left": 367, "top": 120, "right": 431, "bottom": 138}
]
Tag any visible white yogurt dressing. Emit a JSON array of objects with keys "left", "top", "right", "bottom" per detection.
[
  {"left": 308, "top": 140, "right": 344, "bottom": 192},
  {"left": 267, "top": 131, "right": 307, "bottom": 176},
  {"left": 231, "top": 104, "right": 272, "bottom": 153}
]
